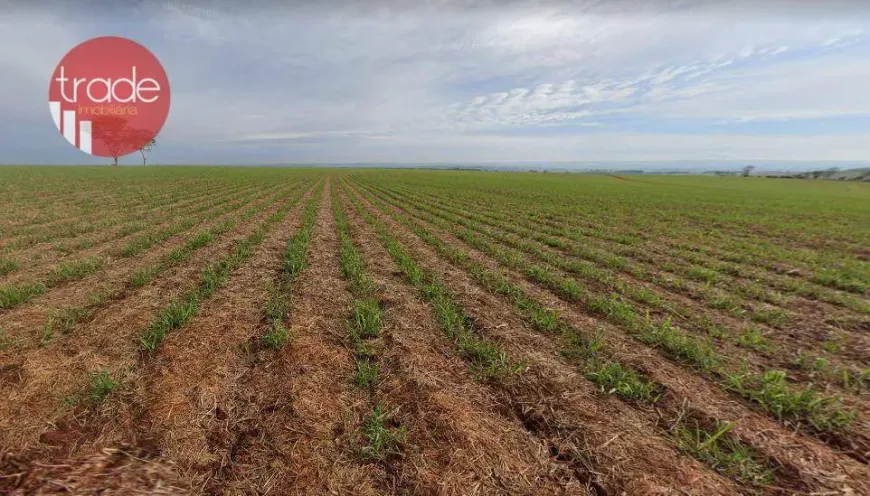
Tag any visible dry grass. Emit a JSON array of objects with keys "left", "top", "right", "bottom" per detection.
[{"left": 1, "top": 168, "right": 867, "bottom": 495}]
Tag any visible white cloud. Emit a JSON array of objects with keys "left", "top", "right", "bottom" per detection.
[
  {"left": 633, "top": 53, "right": 870, "bottom": 122},
  {"left": 266, "top": 131, "right": 870, "bottom": 163},
  {"left": 821, "top": 28, "right": 865, "bottom": 47},
  {"left": 1, "top": 2, "right": 869, "bottom": 163}
]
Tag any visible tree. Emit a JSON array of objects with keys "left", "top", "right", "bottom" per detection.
[
  {"left": 91, "top": 117, "right": 154, "bottom": 167},
  {"left": 138, "top": 137, "right": 156, "bottom": 167},
  {"left": 821, "top": 167, "right": 840, "bottom": 179},
  {"left": 742, "top": 165, "right": 756, "bottom": 177},
  {"left": 91, "top": 116, "right": 139, "bottom": 167}
]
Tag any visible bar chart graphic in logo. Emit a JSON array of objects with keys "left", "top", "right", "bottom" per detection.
[{"left": 48, "top": 36, "right": 170, "bottom": 158}]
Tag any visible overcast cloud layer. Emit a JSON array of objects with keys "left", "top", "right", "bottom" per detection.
[{"left": 1, "top": 0, "right": 869, "bottom": 165}]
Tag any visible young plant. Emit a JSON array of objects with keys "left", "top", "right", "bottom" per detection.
[
  {"left": 140, "top": 296, "right": 199, "bottom": 351},
  {"left": 351, "top": 298, "right": 382, "bottom": 339},
  {"left": 130, "top": 265, "right": 159, "bottom": 287},
  {"left": 39, "top": 317, "right": 55, "bottom": 346},
  {"left": 262, "top": 321, "right": 289, "bottom": 349},
  {"left": 687, "top": 266, "right": 719, "bottom": 284},
  {"left": 735, "top": 326, "right": 770, "bottom": 351},
  {"left": 0, "top": 282, "right": 48, "bottom": 309},
  {"left": 86, "top": 368, "right": 117, "bottom": 404},
  {"left": 357, "top": 403, "right": 406, "bottom": 461},
  {"left": 750, "top": 307, "right": 787, "bottom": 327},
  {"left": 49, "top": 256, "right": 102, "bottom": 283},
  {"left": 672, "top": 420, "right": 774, "bottom": 487},
  {"left": 726, "top": 369, "right": 855, "bottom": 431},
  {"left": 0, "top": 327, "right": 14, "bottom": 351},
  {"left": 258, "top": 193, "right": 319, "bottom": 349},
  {"left": 52, "top": 306, "right": 91, "bottom": 334},
  {"left": 0, "top": 257, "right": 19, "bottom": 276},
  {"left": 354, "top": 359, "right": 380, "bottom": 388},
  {"left": 585, "top": 361, "right": 662, "bottom": 403},
  {"left": 263, "top": 281, "right": 289, "bottom": 324}
]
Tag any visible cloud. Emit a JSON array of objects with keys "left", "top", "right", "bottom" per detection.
[
  {"left": 432, "top": 36, "right": 839, "bottom": 132},
  {"left": 631, "top": 52, "right": 870, "bottom": 122},
  {"left": 821, "top": 28, "right": 865, "bottom": 47},
  {"left": 442, "top": 80, "right": 635, "bottom": 130},
  {"left": 0, "top": 1, "right": 869, "bottom": 164}
]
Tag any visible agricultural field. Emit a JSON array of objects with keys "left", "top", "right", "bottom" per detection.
[{"left": 0, "top": 166, "right": 868, "bottom": 495}]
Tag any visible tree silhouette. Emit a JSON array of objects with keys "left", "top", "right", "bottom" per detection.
[
  {"left": 137, "top": 136, "right": 156, "bottom": 167},
  {"left": 742, "top": 165, "right": 756, "bottom": 177},
  {"left": 92, "top": 116, "right": 129, "bottom": 167},
  {"left": 91, "top": 116, "right": 152, "bottom": 167}
]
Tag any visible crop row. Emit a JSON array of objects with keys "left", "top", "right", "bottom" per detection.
[
  {"left": 0, "top": 181, "right": 262, "bottom": 278},
  {"left": 357, "top": 180, "right": 870, "bottom": 392},
  {"left": 139, "top": 182, "right": 318, "bottom": 352},
  {"left": 347, "top": 178, "right": 866, "bottom": 464},
  {"left": 1, "top": 179, "right": 242, "bottom": 252},
  {"left": 333, "top": 190, "right": 408, "bottom": 461},
  {"left": 0, "top": 182, "right": 296, "bottom": 313},
  {"left": 378, "top": 179, "right": 869, "bottom": 315},
  {"left": 7, "top": 181, "right": 310, "bottom": 350},
  {"left": 338, "top": 179, "right": 809, "bottom": 492}
]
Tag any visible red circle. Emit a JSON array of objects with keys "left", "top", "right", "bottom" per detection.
[{"left": 48, "top": 36, "right": 170, "bottom": 158}]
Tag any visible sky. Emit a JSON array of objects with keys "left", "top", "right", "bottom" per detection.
[{"left": 1, "top": 0, "right": 870, "bottom": 166}]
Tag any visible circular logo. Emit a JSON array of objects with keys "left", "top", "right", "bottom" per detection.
[{"left": 48, "top": 36, "right": 170, "bottom": 158}]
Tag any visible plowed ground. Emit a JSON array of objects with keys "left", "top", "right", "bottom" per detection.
[{"left": 1, "top": 167, "right": 868, "bottom": 495}]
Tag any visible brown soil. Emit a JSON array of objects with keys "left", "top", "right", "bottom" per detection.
[
  {"left": 0, "top": 182, "right": 257, "bottom": 286},
  {"left": 93, "top": 181, "right": 318, "bottom": 486},
  {"left": 340, "top": 190, "right": 592, "bottom": 494},
  {"left": 340, "top": 182, "right": 744, "bottom": 495},
  {"left": 415, "top": 199, "right": 870, "bottom": 458},
  {"left": 345, "top": 180, "right": 870, "bottom": 494},
  {"left": 0, "top": 185, "right": 307, "bottom": 453},
  {"left": 0, "top": 184, "right": 292, "bottom": 356},
  {"left": 375, "top": 182, "right": 870, "bottom": 373},
  {"left": 0, "top": 181, "right": 233, "bottom": 260},
  {"left": 382, "top": 189, "right": 870, "bottom": 410},
  {"left": 2, "top": 174, "right": 866, "bottom": 496},
  {"left": 192, "top": 180, "right": 384, "bottom": 494},
  {"left": 414, "top": 185, "right": 866, "bottom": 318},
  {"left": 0, "top": 446, "right": 192, "bottom": 494}
]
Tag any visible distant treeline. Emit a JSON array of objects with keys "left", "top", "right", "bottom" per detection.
[{"left": 707, "top": 167, "right": 870, "bottom": 181}]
